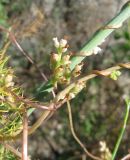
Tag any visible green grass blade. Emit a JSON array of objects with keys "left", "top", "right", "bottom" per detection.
[{"left": 112, "top": 99, "right": 130, "bottom": 160}]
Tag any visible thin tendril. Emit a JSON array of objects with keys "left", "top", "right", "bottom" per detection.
[{"left": 66, "top": 100, "right": 101, "bottom": 160}]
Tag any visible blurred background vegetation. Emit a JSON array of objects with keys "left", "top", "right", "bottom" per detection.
[{"left": 0, "top": 0, "right": 130, "bottom": 159}]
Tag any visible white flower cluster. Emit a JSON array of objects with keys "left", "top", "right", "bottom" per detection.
[
  {"left": 53, "top": 37, "right": 68, "bottom": 52},
  {"left": 99, "top": 141, "right": 107, "bottom": 152},
  {"left": 51, "top": 37, "right": 84, "bottom": 87},
  {"left": 99, "top": 141, "right": 112, "bottom": 159}
]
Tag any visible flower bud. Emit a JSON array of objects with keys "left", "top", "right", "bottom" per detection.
[
  {"left": 62, "top": 55, "right": 71, "bottom": 65},
  {"left": 59, "top": 77, "right": 68, "bottom": 84},
  {"left": 50, "top": 53, "right": 60, "bottom": 69},
  {"left": 53, "top": 37, "right": 60, "bottom": 48},
  {"left": 99, "top": 141, "right": 107, "bottom": 152},
  {"left": 60, "top": 39, "right": 67, "bottom": 48},
  {"left": 73, "top": 63, "right": 83, "bottom": 77},
  {"left": 51, "top": 53, "right": 59, "bottom": 62},
  {"left": 62, "top": 47, "right": 67, "bottom": 53},
  {"left": 5, "top": 74, "right": 14, "bottom": 87},
  {"left": 93, "top": 46, "right": 102, "bottom": 55},
  {"left": 55, "top": 67, "right": 64, "bottom": 77}
]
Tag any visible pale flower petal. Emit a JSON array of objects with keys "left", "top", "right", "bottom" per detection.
[
  {"left": 53, "top": 37, "right": 60, "bottom": 48},
  {"left": 93, "top": 46, "right": 102, "bottom": 55},
  {"left": 60, "top": 39, "right": 67, "bottom": 48},
  {"left": 99, "top": 141, "right": 107, "bottom": 152},
  {"left": 62, "top": 47, "right": 67, "bottom": 53}
]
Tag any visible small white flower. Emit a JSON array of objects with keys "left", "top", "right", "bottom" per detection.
[
  {"left": 93, "top": 46, "right": 102, "bottom": 55},
  {"left": 53, "top": 37, "right": 60, "bottom": 48},
  {"left": 51, "top": 53, "right": 59, "bottom": 61},
  {"left": 60, "top": 39, "right": 67, "bottom": 48},
  {"left": 99, "top": 141, "right": 107, "bottom": 152},
  {"left": 62, "top": 47, "right": 67, "bottom": 53}
]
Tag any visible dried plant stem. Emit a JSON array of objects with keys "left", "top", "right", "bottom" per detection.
[
  {"left": 0, "top": 26, "right": 47, "bottom": 81},
  {"left": 22, "top": 110, "right": 28, "bottom": 160},
  {"left": 112, "top": 101, "right": 130, "bottom": 160},
  {"left": 0, "top": 25, "right": 56, "bottom": 98},
  {"left": 28, "top": 109, "right": 51, "bottom": 135},
  {"left": 1, "top": 62, "right": 130, "bottom": 141},
  {"left": 6, "top": 88, "right": 52, "bottom": 111},
  {"left": 1, "top": 143, "right": 22, "bottom": 159},
  {"left": 55, "top": 62, "right": 130, "bottom": 103},
  {"left": 66, "top": 100, "right": 101, "bottom": 160},
  {"left": 29, "top": 62, "right": 130, "bottom": 137}
]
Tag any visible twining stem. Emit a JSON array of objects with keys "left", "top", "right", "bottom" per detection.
[
  {"left": 55, "top": 62, "right": 130, "bottom": 103},
  {"left": 28, "top": 63, "right": 130, "bottom": 138},
  {"left": 0, "top": 1, "right": 130, "bottom": 134},
  {"left": 66, "top": 100, "right": 101, "bottom": 160},
  {"left": 112, "top": 100, "right": 130, "bottom": 160},
  {"left": 1, "top": 62, "right": 130, "bottom": 141}
]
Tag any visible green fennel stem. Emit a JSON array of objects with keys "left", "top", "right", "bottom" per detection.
[{"left": 70, "top": 1, "right": 130, "bottom": 70}]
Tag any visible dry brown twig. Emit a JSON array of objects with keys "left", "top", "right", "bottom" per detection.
[
  {"left": 1, "top": 61, "right": 130, "bottom": 142},
  {"left": 22, "top": 110, "right": 28, "bottom": 160},
  {"left": 0, "top": 25, "right": 56, "bottom": 98},
  {"left": 6, "top": 88, "right": 54, "bottom": 111}
]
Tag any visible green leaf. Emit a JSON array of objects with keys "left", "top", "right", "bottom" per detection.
[
  {"left": 110, "top": 70, "right": 121, "bottom": 80},
  {"left": 123, "top": 30, "right": 130, "bottom": 40},
  {"left": 38, "top": 81, "right": 54, "bottom": 93}
]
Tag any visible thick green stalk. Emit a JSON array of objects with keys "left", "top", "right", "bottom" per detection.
[
  {"left": 70, "top": 1, "right": 130, "bottom": 70},
  {"left": 37, "top": 1, "right": 130, "bottom": 95},
  {"left": 112, "top": 99, "right": 130, "bottom": 160}
]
